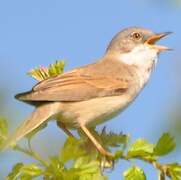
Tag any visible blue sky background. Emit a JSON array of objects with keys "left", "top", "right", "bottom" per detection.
[{"left": 0, "top": 0, "right": 181, "bottom": 179}]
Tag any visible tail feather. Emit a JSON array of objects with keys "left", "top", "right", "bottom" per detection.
[{"left": 0, "top": 102, "right": 59, "bottom": 151}]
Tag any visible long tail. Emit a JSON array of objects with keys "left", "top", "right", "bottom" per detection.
[{"left": 0, "top": 102, "right": 60, "bottom": 151}]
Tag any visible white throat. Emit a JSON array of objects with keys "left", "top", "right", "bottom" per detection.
[
  {"left": 120, "top": 44, "right": 159, "bottom": 88},
  {"left": 120, "top": 44, "right": 158, "bottom": 67}
]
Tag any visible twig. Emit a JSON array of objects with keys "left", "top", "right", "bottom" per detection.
[{"left": 14, "top": 145, "right": 49, "bottom": 168}]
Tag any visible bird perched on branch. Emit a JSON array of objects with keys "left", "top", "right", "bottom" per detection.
[{"left": 0, "top": 27, "right": 172, "bottom": 160}]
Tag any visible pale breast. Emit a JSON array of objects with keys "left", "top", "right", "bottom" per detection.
[{"left": 57, "top": 90, "right": 136, "bottom": 129}]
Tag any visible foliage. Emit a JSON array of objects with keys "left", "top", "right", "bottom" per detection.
[
  {"left": 123, "top": 166, "right": 146, "bottom": 180},
  {"left": 154, "top": 133, "right": 176, "bottom": 156},
  {"left": 28, "top": 60, "right": 66, "bottom": 81},
  {"left": 1, "top": 61, "right": 181, "bottom": 179},
  {"left": 0, "top": 117, "right": 8, "bottom": 144},
  {"left": 1, "top": 118, "right": 181, "bottom": 180}
]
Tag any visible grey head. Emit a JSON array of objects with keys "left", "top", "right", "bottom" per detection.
[{"left": 106, "top": 27, "right": 171, "bottom": 55}]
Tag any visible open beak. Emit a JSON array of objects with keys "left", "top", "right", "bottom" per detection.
[{"left": 144, "top": 32, "right": 172, "bottom": 51}]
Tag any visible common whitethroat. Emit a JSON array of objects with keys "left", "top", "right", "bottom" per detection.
[{"left": 0, "top": 27, "right": 172, "bottom": 157}]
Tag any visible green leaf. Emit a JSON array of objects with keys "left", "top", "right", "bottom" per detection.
[
  {"left": 49, "top": 156, "right": 64, "bottom": 171},
  {"left": 114, "top": 149, "right": 124, "bottom": 160},
  {"left": 46, "top": 156, "right": 65, "bottom": 179},
  {"left": 18, "top": 174, "right": 34, "bottom": 180},
  {"left": 28, "top": 67, "right": 50, "bottom": 81},
  {"left": 154, "top": 133, "right": 176, "bottom": 156},
  {"left": 72, "top": 156, "right": 89, "bottom": 169},
  {"left": 48, "top": 60, "right": 66, "bottom": 76},
  {"left": 78, "top": 159, "right": 100, "bottom": 175},
  {"left": 0, "top": 117, "right": 8, "bottom": 143},
  {"left": 100, "top": 127, "right": 129, "bottom": 148},
  {"left": 6, "top": 163, "right": 24, "bottom": 180},
  {"left": 123, "top": 166, "right": 146, "bottom": 180},
  {"left": 6, "top": 164, "right": 44, "bottom": 180},
  {"left": 25, "top": 122, "right": 47, "bottom": 140},
  {"left": 166, "top": 163, "right": 181, "bottom": 180},
  {"left": 20, "top": 165, "right": 43, "bottom": 177},
  {"left": 90, "top": 173, "right": 108, "bottom": 180},
  {"left": 60, "top": 137, "right": 86, "bottom": 163},
  {"left": 71, "top": 157, "right": 107, "bottom": 180},
  {"left": 128, "top": 139, "right": 154, "bottom": 158},
  {"left": 28, "top": 60, "right": 65, "bottom": 81}
]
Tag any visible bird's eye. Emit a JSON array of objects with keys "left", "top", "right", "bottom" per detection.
[{"left": 131, "top": 32, "right": 142, "bottom": 40}]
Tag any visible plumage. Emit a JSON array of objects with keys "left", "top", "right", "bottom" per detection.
[
  {"left": 0, "top": 27, "right": 171, "bottom": 155},
  {"left": 0, "top": 102, "right": 61, "bottom": 151},
  {"left": 16, "top": 58, "right": 134, "bottom": 102}
]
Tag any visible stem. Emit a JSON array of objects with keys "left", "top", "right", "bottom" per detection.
[
  {"left": 14, "top": 145, "right": 49, "bottom": 168},
  {"left": 120, "top": 154, "right": 166, "bottom": 173}
]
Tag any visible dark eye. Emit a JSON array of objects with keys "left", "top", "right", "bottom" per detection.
[{"left": 131, "top": 32, "right": 142, "bottom": 40}]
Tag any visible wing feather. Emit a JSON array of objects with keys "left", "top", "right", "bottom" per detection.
[
  {"left": 16, "top": 70, "right": 130, "bottom": 102},
  {"left": 16, "top": 59, "right": 133, "bottom": 102}
]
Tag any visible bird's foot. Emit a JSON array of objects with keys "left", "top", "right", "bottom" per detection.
[{"left": 99, "top": 150, "right": 115, "bottom": 172}]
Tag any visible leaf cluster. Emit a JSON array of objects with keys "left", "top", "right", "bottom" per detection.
[
  {"left": 1, "top": 118, "right": 181, "bottom": 180},
  {"left": 6, "top": 136, "right": 108, "bottom": 180},
  {"left": 28, "top": 60, "right": 66, "bottom": 81},
  {"left": 124, "top": 133, "right": 179, "bottom": 180}
]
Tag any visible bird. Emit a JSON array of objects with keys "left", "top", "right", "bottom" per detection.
[{"left": 0, "top": 27, "right": 172, "bottom": 157}]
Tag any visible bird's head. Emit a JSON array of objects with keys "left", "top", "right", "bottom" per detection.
[{"left": 106, "top": 27, "right": 172, "bottom": 67}]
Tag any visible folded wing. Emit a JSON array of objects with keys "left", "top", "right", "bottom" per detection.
[{"left": 16, "top": 70, "right": 130, "bottom": 102}]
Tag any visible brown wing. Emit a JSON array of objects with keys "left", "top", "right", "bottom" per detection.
[{"left": 16, "top": 70, "right": 130, "bottom": 102}]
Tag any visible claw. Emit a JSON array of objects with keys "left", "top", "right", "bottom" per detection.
[{"left": 100, "top": 154, "right": 115, "bottom": 172}]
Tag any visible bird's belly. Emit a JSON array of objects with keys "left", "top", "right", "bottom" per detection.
[{"left": 57, "top": 94, "right": 135, "bottom": 128}]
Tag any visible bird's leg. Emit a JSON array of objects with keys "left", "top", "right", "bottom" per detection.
[
  {"left": 56, "top": 121, "right": 74, "bottom": 137},
  {"left": 80, "top": 125, "right": 113, "bottom": 156},
  {"left": 80, "top": 125, "right": 114, "bottom": 170}
]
